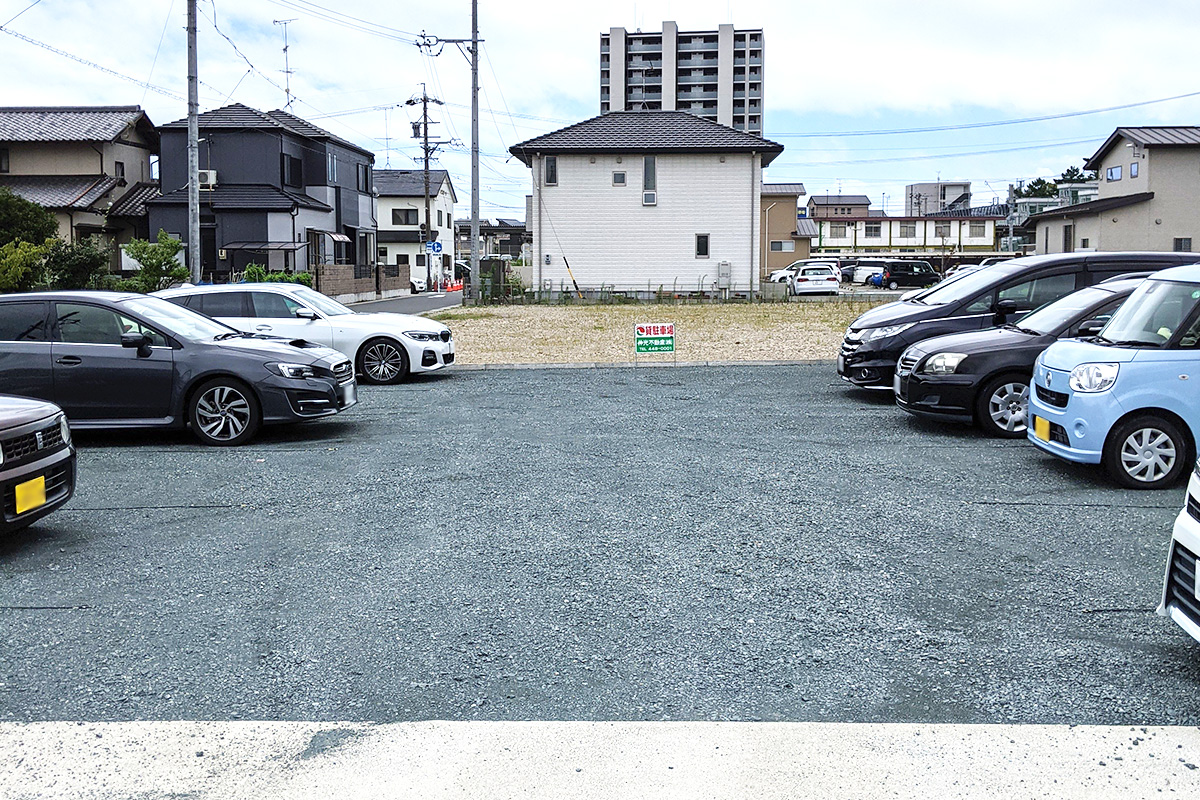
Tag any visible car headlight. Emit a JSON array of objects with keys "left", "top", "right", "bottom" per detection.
[
  {"left": 921, "top": 352, "right": 968, "bottom": 375},
  {"left": 404, "top": 331, "right": 442, "bottom": 342},
  {"left": 1069, "top": 363, "right": 1119, "bottom": 393},
  {"left": 59, "top": 414, "right": 72, "bottom": 447},
  {"left": 271, "top": 362, "right": 316, "bottom": 379},
  {"left": 866, "top": 323, "right": 916, "bottom": 341}
]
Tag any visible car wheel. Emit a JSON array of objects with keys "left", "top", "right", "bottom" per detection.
[
  {"left": 975, "top": 373, "right": 1029, "bottom": 438},
  {"left": 358, "top": 337, "right": 410, "bottom": 385},
  {"left": 189, "top": 378, "right": 261, "bottom": 446},
  {"left": 887, "top": 280, "right": 899, "bottom": 290},
  {"left": 1103, "top": 415, "right": 1189, "bottom": 489}
]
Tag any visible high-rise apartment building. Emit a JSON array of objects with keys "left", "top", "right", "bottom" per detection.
[{"left": 600, "top": 21, "right": 764, "bottom": 135}]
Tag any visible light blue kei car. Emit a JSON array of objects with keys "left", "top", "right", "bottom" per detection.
[{"left": 1028, "top": 264, "right": 1200, "bottom": 489}]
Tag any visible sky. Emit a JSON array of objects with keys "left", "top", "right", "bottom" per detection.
[{"left": 2, "top": 0, "right": 1199, "bottom": 218}]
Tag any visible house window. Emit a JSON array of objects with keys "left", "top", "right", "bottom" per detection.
[
  {"left": 865, "top": 222, "right": 881, "bottom": 238},
  {"left": 1175, "top": 238, "right": 1193, "bottom": 252},
  {"left": 1080, "top": 238, "right": 1090, "bottom": 249},
  {"left": 1062, "top": 224, "right": 1075, "bottom": 253},
  {"left": 643, "top": 156, "right": 656, "bottom": 205},
  {"left": 281, "top": 154, "right": 303, "bottom": 188},
  {"left": 416, "top": 254, "right": 426, "bottom": 266},
  {"left": 392, "top": 208, "right": 419, "bottom": 226},
  {"left": 398, "top": 254, "right": 409, "bottom": 265},
  {"left": 899, "top": 222, "right": 916, "bottom": 238},
  {"left": 356, "top": 163, "right": 371, "bottom": 192},
  {"left": 695, "top": 234, "right": 709, "bottom": 258},
  {"left": 1130, "top": 161, "right": 1139, "bottom": 178},
  {"left": 437, "top": 210, "right": 443, "bottom": 227},
  {"left": 934, "top": 222, "right": 950, "bottom": 238},
  {"left": 769, "top": 240, "right": 795, "bottom": 252},
  {"left": 613, "top": 171, "right": 626, "bottom": 186},
  {"left": 969, "top": 221, "right": 985, "bottom": 237},
  {"left": 544, "top": 155, "right": 557, "bottom": 186},
  {"left": 327, "top": 153, "right": 337, "bottom": 183},
  {"left": 114, "top": 161, "right": 126, "bottom": 182},
  {"left": 830, "top": 223, "right": 847, "bottom": 237},
  {"left": 1106, "top": 165, "right": 1122, "bottom": 182},
  {"left": 0, "top": 148, "right": 8, "bottom": 173}
]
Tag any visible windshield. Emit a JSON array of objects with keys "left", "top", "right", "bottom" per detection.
[
  {"left": 293, "top": 286, "right": 354, "bottom": 316},
  {"left": 1018, "top": 286, "right": 1113, "bottom": 335},
  {"left": 118, "top": 296, "right": 238, "bottom": 340},
  {"left": 1099, "top": 279, "right": 1200, "bottom": 346},
  {"left": 914, "top": 265, "right": 1018, "bottom": 306}
]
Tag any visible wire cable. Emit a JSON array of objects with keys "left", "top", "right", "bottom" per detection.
[
  {"left": 141, "top": 0, "right": 177, "bottom": 106},
  {"left": 1, "top": 0, "right": 41, "bottom": 27}
]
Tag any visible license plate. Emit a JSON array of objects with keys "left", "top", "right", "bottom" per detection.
[
  {"left": 341, "top": 382, "right": 357, "bottom": 407},
  {"left": 15, "top": 475, "right": 46, "bottom": 515},
  {"left": 1034, "top": 416, "right": 1050, "bottom": 442}
]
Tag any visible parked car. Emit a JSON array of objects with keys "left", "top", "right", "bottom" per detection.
[
  {"left": 0, "top": 291, "right": 357, "bottom": 446},
  {"left": 411, "top": 277, "right": 427, "bottom": 293},
  {"left": 768, "top": 259, "right": 837, "bottom": 284},
  {"left": 838, "top": 251, "right": 1197, "bottom": 390},
  {"left": 0, "top": 394, "right": 75, "bottom": 535},
  {"left": 895, "top": 276, "right": 1147, "bottom": 437},
  {"left": 1158, "top": 461, "right": 1200, "bottom": 642},
  {"left": 790, "top": 265, "right": 840, "bottom": 295},
  {"left": 880, "top": 260, "right": 939, "bottom": 291},
  {"left": 1028, "top": 264, "right": 1200, "bottom": 489},
  {"left": 852, "top": 260, "right": 889, "bottom": 285},
  {"left": 154, "top": 283, "right": 454, "bottom": 385}
]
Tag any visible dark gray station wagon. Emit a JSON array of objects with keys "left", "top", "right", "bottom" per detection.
[{"left": 0, "top": 292, "right": 357, "bottom": 446}]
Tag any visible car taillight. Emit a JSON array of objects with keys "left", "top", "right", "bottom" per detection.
[{"left": 797, "top": 277, "right": 808, "bottom": 282}]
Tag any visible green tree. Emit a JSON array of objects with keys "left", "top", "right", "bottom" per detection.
[
  {"left": 0, "top": 238, "right": 53, "bottom": 292},
  {"left": 45, "top": 237, "right": 112, "bottom": 290},
  {"left": 0, "top": 187, "right": 58, "bottom": 248},
  {"left": 123, "top": 230, "right": 188, "bottom": 293},
  {"left": 1015, "top": 177, "right": 1058, "bottom": 198},
  {"left": 1059, "top": 165, "right": 1098, "bottom": 183}
]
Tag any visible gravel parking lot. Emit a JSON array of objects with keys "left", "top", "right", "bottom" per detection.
[{"left": 3, "top": 365, "right": 1198, "bottom": 725}]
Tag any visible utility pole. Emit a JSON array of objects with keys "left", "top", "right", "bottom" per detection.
[
  {"left": 273, "top": 18, "right": 297, "bottom": 111},
  {"left": 186, "top": 0, "right": 200, "bottom": 284},
  {"left": 406, "top": 86, "right": 448, "bottom": 292},
  {"left": 1007, "top": 183, "right": 1016, "bottom": 254}
]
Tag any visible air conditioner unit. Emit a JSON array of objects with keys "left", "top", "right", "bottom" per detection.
[{"left": 198, "top": 169, "right": 218, "bottom": 188}]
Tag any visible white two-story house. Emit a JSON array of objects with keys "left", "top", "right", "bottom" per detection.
[
  {"left": 813, "top": 213, "right": 1001, "bottom": 255},
  {"left": 375, "top": 169, "right": 456, "bottom": 292},
  {"left": 509, "top": 110, "right": 784, "bottom": 294}
]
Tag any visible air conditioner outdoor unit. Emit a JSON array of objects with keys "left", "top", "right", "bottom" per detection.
[{"left": 198, "top": 169, "right": 218, "bottom": 188}]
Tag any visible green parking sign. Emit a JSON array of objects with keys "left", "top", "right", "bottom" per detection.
[{"left": 636, "top": 323, "right": 675, "bottom": 353}]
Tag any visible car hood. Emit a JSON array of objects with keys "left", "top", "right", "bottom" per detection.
[
  {"left": 1039, "top": 338, "right": 1142, "bottom": 370},
  {"left": 209, "top": 334, "right": 344, "bottom": 364},
  {"left": 907, "top": 326, "right": 1050, "bottom": 358},
  {"left": 0, "top": 394, "right": 62, "bottom": 427},
  {"left": 335, "top": 312, "right": 449, "bottom": 335},
  {"left": 849, "top": 300, "right": 953, "bottom": 330}
]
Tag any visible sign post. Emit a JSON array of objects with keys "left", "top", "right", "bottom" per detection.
[
  {"left": 635, "top": 322, "right": 676, "bottom": 368},
  {"left": 425, "top": 241, "right": 443, "bottom": 291}
]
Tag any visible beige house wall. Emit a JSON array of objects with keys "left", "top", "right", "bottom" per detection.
[{"left": 761, "top": 194, "right": 809, "bottom": 275}]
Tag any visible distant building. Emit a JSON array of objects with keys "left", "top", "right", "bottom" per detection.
[
  {"left": 761, "top": 183, "right": 810, "bottom": 276},
  {"left": 601, "top": 22, "right": 764, "bottom": 135},
  {"left": 905, "top": 181, "right": 971, "bottom": 215},
  {"left": 375, "top": 169, "right": 455, "bottom": 291},
  {"left": 813, "top": 208, "right": 1003, "bottom": 258},
  {"left": 807, "top": 195, "right": 871, "bottom": 220}
]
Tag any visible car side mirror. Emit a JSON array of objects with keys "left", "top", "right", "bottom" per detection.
[
  {"left": 121, "top": 331, "right": 152, "bottom": 357},
  {"left": 993, "top": 298, "right": 1020, "bottom": 325},
  {"left": 295, "top": 308, "right": 319, "bottom": 320},
  {"left": 1076, "top": 318, "right": 1105, "bottom": 338}
]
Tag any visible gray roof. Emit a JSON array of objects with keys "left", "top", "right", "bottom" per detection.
[
  {"left": 162, "top": 103, "right": 372, "bottom": 158},
  {"left": 1026, "top": 192, "right": 1154, "bottom": 222},
  {"left": 763, "top": 183, "right": 806, "bottom": 196},
  {"left": 809, "top": 195, "right": 871, "bottom": 205},
  {"left": 794, "top": 219, "right": 819, "bottom": 237},
  {"left": 925, "top": 202, "right": 1007, "bottom": 218},
  {"left": 509, "top": 111, "right": 784, "bottom": 166},
  {"left": 0, "top": 106, "right": 156, "bottom": 145},
  {"left": 375, "top": 169, "right": 454, "bottom": 200},
  {"left": 1086, "top": 127, "right": 1200, "bottom": 169},
  {"left": 107, "top": 181, "right": 161, "bottom": 217},
  {"left": 0, "top": 174, "right": 119, "bottom": 210},
  {"left": 149, "top": 183, "right": 331, "bottom": 212}
]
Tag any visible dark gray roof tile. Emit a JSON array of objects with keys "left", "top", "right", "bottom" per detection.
[
  {"left": 0, "top": 174, "right": 119, "bottom": 210},
  {"left": 149, "top": 183, "right": 331, "bottom": 212},
  {"left": 0, "top": 106, "right": 155, "bottom": 144}
]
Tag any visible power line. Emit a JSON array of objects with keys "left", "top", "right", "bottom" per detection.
[
  {"left": 781, "top": 138, "right": 1100, "bottom": 167},
  {"left": 263, "top": 0, "right": 417, "bottom": 44},
  {"left": 141, "top": 0, "right": 177, "bottom": 106},
  {"left": 1, "top": 0, "right": 42, "bottom": 28}
]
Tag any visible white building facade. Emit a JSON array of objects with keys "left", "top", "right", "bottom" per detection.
[
  {"left": 813, "top": 216, "right": 999, "bottom": 254},
  {"left": 375, "top": 169, "right": 456, "bottom": 290}
]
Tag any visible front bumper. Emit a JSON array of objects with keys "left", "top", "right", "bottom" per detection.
[
  {"left": 838, "top": 336, "right": 903, "bottom": 389},
  {"left": 1159, "top": 473, "right": 1200, "bottom": 643},
  {"left": 256, "top": 373, "right": 358, "bottom": 424},
  {"left": 1, "top": 445, "right": 76, "bottom": 534},
  {"left": 408, "top": 337, "right": 456, "bottom": 375},
  {"left": 894, "top": 369, "right": 977, "bottom": 423},
  {"left": 1026, "top": 366, "right": 1121, "bottom": 465}
]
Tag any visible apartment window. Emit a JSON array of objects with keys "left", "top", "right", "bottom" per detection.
[
  {"left": 695, "top": 234, "right": 709, "bottom": 258},
  {"left": 613, "top": 171, "right": 626, "bottom": 186},
  {"left": 934, "top": 222, "right": 950, "bottom": 238},
  {"left": 1175, "top": 238, "right": 1193, "bottom": 252},
  {"left": 437, "top": 210, "right": 443, "bottom": 227},
  {"left": 865, "top": 222, "right": 881, "bottom": 238},
  {"left": 830, "top": 223, "right": 847, "bottom": 237},
  {"left": 114, "top": 161, "right": 126, "bottom": 182},
  {"left": 392, "top": 208, "right": 419, "bottom": 226},
  {"left": 899, "top": 222, "right": 916, "bottom": 238},
  {"left": 281, "top": 154, "right": 303, "bottom": 188},
  {"left": 769, "top": 240, "right": 795, "bottom": 252},
  {"left": 326, "top": 153, "right": 337, "bottom": 183},
  {"left": 0, "top": 148, "right": 8, "bottom": 173},
  {"left": 1130, "top": 161, "right": 1139, "bottom": 178},
  {"left": 969, "top": 221, "right": 985, "bottom": 237},
  {"left": 544, "top": 155, "right": 558, "bottom": 186},
  {"left": 1106, "top": 165, "right": 1122, "bottom": 182},
  {"left": 356, "top": 163, "right": 371, "bottom": 192},
  {"left": 643, "top": 156, "right": 656, "bottom": 205}
]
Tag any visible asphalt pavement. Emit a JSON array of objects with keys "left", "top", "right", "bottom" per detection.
[
  {"left": 350, "top": 289, "right": 462, "bottom": 316},
  {"left": 2, "top": 364, "right": 1199, "bottom": 726}
]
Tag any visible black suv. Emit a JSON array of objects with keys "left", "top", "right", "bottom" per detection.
[
  {"left": 0, "top": 394, "right": 75, "bottom": 534},
  {"left": 880, "top": 260, "right": 940, "bottom": 290},
  {"left": 838, "top": 252, "right": 1199, "bottom": 390}
]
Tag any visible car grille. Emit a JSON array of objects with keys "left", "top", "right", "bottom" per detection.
[
  {"left": 1036, "top": 383, "right": 1069, "bottom": 408},
  {"left": 332, "top": 360, "right": 353, "bottom": 382},
  {"left": 444, "top": 352, "right": 455, "bottom": 364},
  {"left": 3, "top": 462, "right": 71, "bottom": 520},
  {"left": 897, "top": 352, "right": 920, "bottom": 376},
  {"left": 1165, "top": 540, "right": 1200, "bottom": 631},
  {"left": 841, "top": 331, "right": 865, "bottom": 358},
  {"left": 439, "top": 330, "right": 451, "bottom": 343},
  {"left": 1188, "top": 492, "right": 1200, "bottom": 524},
  {"left": 1048, "top": 420, "right": 1069, "bottom": 446},
  {"left": 1, "top": 421, "right": 64, "bottom": 466}
]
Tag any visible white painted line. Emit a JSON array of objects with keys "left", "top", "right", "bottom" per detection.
[{"left": 3, "top": 721, "right": 1198, "bottom": 799}]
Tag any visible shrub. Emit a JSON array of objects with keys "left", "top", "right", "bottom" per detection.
[
  {"left": 124, "top": 230, "right": 188, "bottom": 293},
  {"left": 45, "top": 237, "right": 112, "bottom": 290},
  {"left": 0, "top": 238, "right": 53, "bottom": 292},
  {"left": 0, "top": 187, "right": 57, "bottom": 249}
]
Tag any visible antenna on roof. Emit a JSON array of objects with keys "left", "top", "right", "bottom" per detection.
[{"left": 273, "top": 19, "right": 297, "bottom": 111}]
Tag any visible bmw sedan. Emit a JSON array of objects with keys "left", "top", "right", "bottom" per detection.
[
  {"left": 0, "top": 292, "right": 357, "bottom": 446},
  {"left": 155, "top": 283, "right": 454, "bottom": 385}
]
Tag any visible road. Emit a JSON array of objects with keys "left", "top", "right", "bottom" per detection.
[
  {"left": 3, "top": 364, "right": 1197, "bottom": 727},
  {"left": 350, "top": 289, "right": 462, "bottom": 316}
]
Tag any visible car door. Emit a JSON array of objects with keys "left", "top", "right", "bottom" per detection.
[
  {"left": 50, "top": 301, "right": 175, "bottom": 421},
  {"left": 245, "top": 291, "right": 334, "bottom": 346},
  {"left": 0, "top": 299, "right": 54, "bottom": 402},
  {"left": 190, "top": 291, "right": 254, "bottom": 332}
]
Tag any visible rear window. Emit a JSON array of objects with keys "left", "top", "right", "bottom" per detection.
[
  {"left": 0, "top": 301, "right": 49, "bottom": 341},
  {"left": 801, "top": 267, "right": 833, "bottom": 276}
]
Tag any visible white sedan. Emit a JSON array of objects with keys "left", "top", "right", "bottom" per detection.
[
  {"left": 154, "top": 283, "right": 454, "bottom": 385},
  {"left": 790, "top": 265, "right": 840, "bottom": 295}
]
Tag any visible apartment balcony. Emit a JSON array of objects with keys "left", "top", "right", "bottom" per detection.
[
  {"left": 677, "top": 89, "right": 718, "bottom": 100},
  {"left": 677, "top": 56, "right": 718, "bottom": 68},
  {"left": 627, "top": 41, "right": 662, "bottom": 53},
  {"left": 627, "top": 92, "right": 663, "bottom": 102}
]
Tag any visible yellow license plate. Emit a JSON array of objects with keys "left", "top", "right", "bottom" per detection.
[
  {"left": 1034, "top": 416, "right": 1050, "bottom": 442},
  {"left": 15, "top": 475, "right": 46, "bottom": 515}
]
